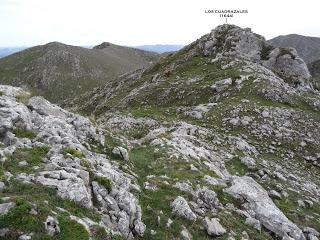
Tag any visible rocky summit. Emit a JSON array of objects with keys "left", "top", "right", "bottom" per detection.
[{"left": 0, "top": 24, "right": 320, "bottom": 240}]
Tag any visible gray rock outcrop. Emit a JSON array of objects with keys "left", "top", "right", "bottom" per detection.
[
  {"left": 171, "top": 196, "right": 197, "bottom": 221},
  {"left": 226, "top": 176, "right": 305, "bottom": 239}
]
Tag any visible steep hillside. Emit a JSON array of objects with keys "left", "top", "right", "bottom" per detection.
[
  {"left": 0, "top": 42, "right": 160, "bottom": 103},
  {"left": 268, "top": 34, "right": 320, "bottom": 64},
  {"left": 1, "top": 25, "right": 320, "bottom": 240},
  {"left": 0, "top": 47, "right": 26, "bottom": 58}
]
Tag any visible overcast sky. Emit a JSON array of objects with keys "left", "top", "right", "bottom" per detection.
[{"left": 0, "top": 0, "right": 319, "bottom": 47}]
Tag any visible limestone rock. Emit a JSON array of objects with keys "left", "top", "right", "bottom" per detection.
[
  {"left": 112, "top": 146, "right": 130, "bottom": 161},
  {"left": 44, "top": 216, "right": 60, "bottom": 236},
  {"left": 171, "top": 196, "right": 197, "bottom": 221},
  {"left": 203, "top": 217, "right": 226, "bottom": 236},
  {"left": 226, "top": 176, "right": 305, "bottom": 239},
  {"left": 0, "top": 202, "right": 15, "bottom": 216}
]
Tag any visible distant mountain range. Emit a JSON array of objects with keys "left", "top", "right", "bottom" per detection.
[
  {"left": 133, "top": 44, "right": 183, "bottom": 53},
  {"left": 0, "top": 41, "right": 160, "bottom": 103},
  {"left": 0, "top": 44, "right": 184, "bottom": 58},
  {"left": 268, "top": 34, "right": 320, "bottom": 64},
  {"left": 0, "top": 47, "right": 28, "bottom": 58}
]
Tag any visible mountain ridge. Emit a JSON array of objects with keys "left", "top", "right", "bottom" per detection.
[
  {"left": 268, "top": 34, "right": 320, "bottom": 64},
  {"left": 0, "top": 41, "right": 160, "bottom": 103}
]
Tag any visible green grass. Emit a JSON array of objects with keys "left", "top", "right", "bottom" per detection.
[
  {"left": 12, "top": 128, "right": 37, "bottom": 139},
  {"left": 2, "top": 181, "right": 101, "bottom": 221},
  {"left": 225, "top": 157, "right": 249, "bottom": 176},
  {"left": 273, "top": 194, "right": 320, "bottom": 230},
  {"left": 260, "top": 44, "right": 274, "bottom": 60},
  {"left": 217, "top": 210, "right": 273, "bottom": 240},
  {"left": 93, "top": 176, "right": 112, "bottom": 193},
  {"left": 0, "top": 194, "right": 90, "bottom": 240},
  {"left": 64, "top": 148, "right": 84, "bottom": 158},
  {"left": 2, "top": 146, "right": 50, "bottom": 175}
]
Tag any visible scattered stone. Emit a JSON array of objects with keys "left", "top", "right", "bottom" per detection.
[
  {"left": 44, "top": 216, "right": 60, "bottom": 236},
  {"left": 0, "top": 182, "right": 5, "bottom": 192},
  {"left": 18, "top": 234, "right": 32, "bottom": 240},
  {"left": 181, "top": 226, "right": 192, "bottom": 240},
  {"left": 245, "top": 217, "right": 261, "bottom": 231},
  {"left": 203, "top": 217, "right": 226, "bottom": 236},
  {"left": 190, "top": 164, "right": 199, "bottom": 172},
  {"left": 18, "top": 160, "right": 28, "bottom": 167},
  {"left": 112, "top": 146, "right": 129, "bottom": 161},
  {"left": 303, "top": 227, "right": 319, "bottom": 237},
  {"left": 134, "top": 220, "right": 146, "bottom": 236},
  {"left": 0, "top": 202, "right": 15, "bottom": 216},
  {"left": 166, "top": 218, "right": 173, "bottom": 227},
  {"left": 240, "top": 156, "right": 256, "bottom": 168},
  {"left": 0, "top": 228, "right": 9, "bottom": 237},
  {"left": 171, "top": 196, "right": 197, "bottom": 221},
  {"left": 268, "top": 190, "right": 282, "bottom": 199}
]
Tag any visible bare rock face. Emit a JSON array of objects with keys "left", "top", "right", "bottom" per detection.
[
  {"left": 197, "top": 24, "right": 312, "bottom": 88},
  {"left": 93, "top": 42, "right": 111, "bottom": 49},
  {"left": 226, "top": 176, "right": 305, "bottom": 240},
  {"left": 263, "top": 48, "right": 311, "bottom": 87},
  {"left": 36, "top": 170, "right": 92, "bottom": 208}
]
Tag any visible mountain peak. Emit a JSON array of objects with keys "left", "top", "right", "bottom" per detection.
[
  {"left": 190, "top": 24, "right": 311, "bottom": 87},
  {"left": 93, "top": 42, "right": 112, "bottom": 49}
]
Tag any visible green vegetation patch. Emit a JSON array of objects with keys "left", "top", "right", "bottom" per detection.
[
  {"left": 217, "top": 210, "right": 273, "bottom": 240},
  {"left": 12, "top": 128, "right": 37, "bottom": 139},
  {"left": 0, "top": 203, "right": 89, "bottom": 240},
  {"left": 274, "top": 194, "right": 320, "bottom": 229},
  {"left": 3, "top": 146, "right": 50, "bottom": 174},
  {"left": 1, "top": 180, "right": 101, "bottom": 222},
  {"left": 225, "top": 157, "right": 249, "bottom": 176},
  {"left": 64, "top": 148, "right": 84, "bottom": 158},
  {"left": 93, "top": 176, "right": 112, "bottom": 193},
  {"left": 260, "top": 44, "right": 274, "bottom": 60}
]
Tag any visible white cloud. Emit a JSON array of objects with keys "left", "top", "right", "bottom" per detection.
[{"left": 0, "top": 0, "right": 319, "bottom": 46}]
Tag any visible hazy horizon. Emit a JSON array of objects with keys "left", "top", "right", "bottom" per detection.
[{"left": 1, "top": 0, "right": 319, "bottom": 47}]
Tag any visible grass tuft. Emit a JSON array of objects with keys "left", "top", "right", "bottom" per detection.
[
  {"left": 12, "top": 128, "right": 37, "bottom": 139},
  {"left": 64, "top": 148, "right": 84, "bottom": 158}
]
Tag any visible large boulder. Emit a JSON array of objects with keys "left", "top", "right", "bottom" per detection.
[
  {"left": 263, "top": 47, "right": 311, "bottom": 87},
  {"left": 171, "top": 196, "right": 197, "bottom": 221},
  {"left": 226, "top": 176, "right": 305, "bottom": 240}
]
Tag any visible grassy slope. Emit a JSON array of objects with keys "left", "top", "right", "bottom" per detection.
[
  {"left": 0, "top": 42, "right": 160, "bottom": 103},
  {"left": 74, "top": 44, "right": 320, "bottom": 237}
]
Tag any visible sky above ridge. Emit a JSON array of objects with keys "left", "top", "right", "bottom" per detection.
[{"left": 0, "top": 0, "right": 319, "bottom": 47}]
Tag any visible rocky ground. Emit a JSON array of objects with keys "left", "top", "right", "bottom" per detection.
[{"left": 1, "top": 25, "right": 320, "bottom": 240}]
